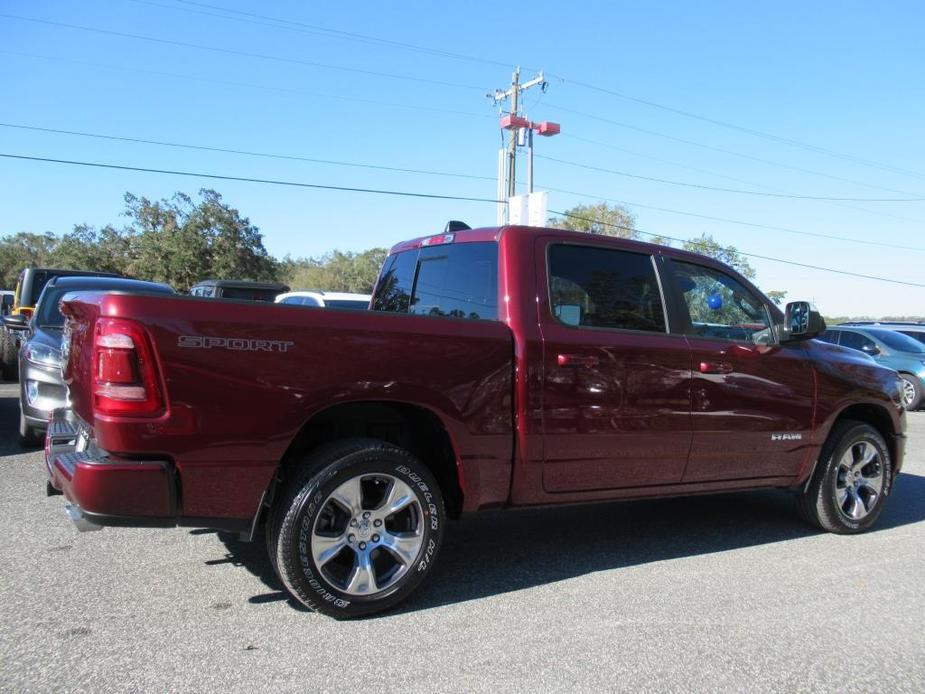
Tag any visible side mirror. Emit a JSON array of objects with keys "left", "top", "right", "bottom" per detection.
[
  {"left": 2, "top": 314, "right": 29, "bottom": 331},
  {"left": 861, "top": 343, "right": 881, "bottom": 356},
  {"left": 781, "top": 301, "right": 826, "bottom": 342}
]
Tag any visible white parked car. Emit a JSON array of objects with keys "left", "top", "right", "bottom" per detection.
[{"left": 275, "top": 290, "right": 371, "bottom": 310}]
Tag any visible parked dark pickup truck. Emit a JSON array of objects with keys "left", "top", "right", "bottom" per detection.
[{"left": 48, "top": 225, "right": 906, "bottom": 617}]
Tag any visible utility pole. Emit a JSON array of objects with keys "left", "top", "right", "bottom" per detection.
[{"left": 488, "top": 67, "right": 549, "bottom": 220}]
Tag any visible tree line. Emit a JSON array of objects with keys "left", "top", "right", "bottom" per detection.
[{"left": 1, "top": 189, "right": 780, "bottom": 300}]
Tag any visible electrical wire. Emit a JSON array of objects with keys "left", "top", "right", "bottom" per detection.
[
  {"left": 544, "top": 103, "right": 923, "bottom": 198},
  {"left": 127, "top": 0, "right": 525, "bottom": 70},
  {"left": 0, "top": 123, "right": 497, "bottom": 182},
  {"left": 537, "top": 154, "right": 925, "bottom": 202},
  {"left": 0, "top": 50, "right": 492, "bottom": 120},
  {"left": 551, "top": 76, "right": 925, "bottom": 182},
  {"left": 0, "top": 153, "right": 504, "bottom": 204},
  {"left": 1, "top": 150, "right": 921, "bottom": 286},
  {"left": 109, "top": 1, "right": 919, "bottom": 186},
  {"left": 0, "top": 13, "right": 488, "bottom": 91},
  {"left": 541, "top": 184, "right": 925, "bottom": 252},
  {"left": 546, "top": 209, "right": 925, "bottom": 288},
  {"left": 7, "top": 120, "right": 921, "bottom": 252},
  {"left": 129, "top": 0, "right": 921, "bottom": 183}
]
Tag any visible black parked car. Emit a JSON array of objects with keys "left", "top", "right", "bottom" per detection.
[
  {"left": 2, "top": 276, "right": 174, "bottom": 446},
  {"left": 188, "top": 279, "right": 289, "bottom": 302}
]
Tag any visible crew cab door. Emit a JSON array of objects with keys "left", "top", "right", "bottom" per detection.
[
  {"left": 538, "top": 241, "right": 692, "bottom": 492},
  {"left": 666, "top": 260, "right": 815, "bottom": 482}
]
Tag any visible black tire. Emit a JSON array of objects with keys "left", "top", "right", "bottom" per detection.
[
  {"left": 898, "top": 373, "right": 922, "bottom": 410},
  {"left": 1, "top": 331, "right": 18, "bottom": 382},
  {"left": 267, "top": 438, "right": 445, "bottom": 619},
  {"left": 19, "top": 411, "right": 42, "bottom": 448},
  {"left": 797, "top": 421, "right": 892, "bottom": 534}
]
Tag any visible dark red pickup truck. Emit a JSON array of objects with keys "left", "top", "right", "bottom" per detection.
[{"left": 48, "top": 225, "right": 906, "bottom": 617}]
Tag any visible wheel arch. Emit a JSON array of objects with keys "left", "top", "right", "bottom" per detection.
[
  {"left": 257, "top": 401, "right": 465, "bottom": 535},
  {"left": 808, "top": 403, "right": 900, "bottom": 490}
]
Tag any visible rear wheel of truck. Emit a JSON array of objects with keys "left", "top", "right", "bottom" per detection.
[
  {"left": 268, "top": 438, "right": 445, "bottom": 619},
  {"left": 797, "top": 421, "right": 892, "bottom": 534}
]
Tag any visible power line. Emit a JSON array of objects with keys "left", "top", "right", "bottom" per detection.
[
  {"left": 546, "top": 209, "right": 925, "bottom": 288},
  {"left": 129, "top": 1, "right": 921, "bottom": 183},
  {"left": 1, "top": 150, "right": 920, "bottom": 287},
  {"left": 0, "top": 123, "right": 496, "bottom": 182},
  {"left": 127, "top": 0, "right": 523, "bottom": 70},
  {"left": 0, "top": 153, "right": 504, "bottom": 204},
  {"left": 542, "top": 184, "right": 925, "bottom": 253},
  {"left": 545, "top": 102, "right": 923, "bottom": 199},
  {"left": 5, "top": 121, "right": 922, "bottom": 252},
  {"left": 537, "top": 154, "right": 925, "bottom": 202},
  {"left": 551, "top": 77, "right": 925, "bottom": 182},
  {"left": 0, "top": 13, "right": 487, "bottom": 91},
  {"left": 1, "top": 50, "right": 491, "bottom": 120}
]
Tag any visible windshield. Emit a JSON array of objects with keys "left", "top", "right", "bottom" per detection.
[
  {"left": 33, "top": 288, "right": 69, "bottom": 328},
  {"left": 325, "top": 299, "right": 369, "bottom": 310},
  {"left": 220, "top": 287, "right": 281, "bottom": 301},
  {"left": 870, "top": 329, "right": 925, "bottom": 353}
]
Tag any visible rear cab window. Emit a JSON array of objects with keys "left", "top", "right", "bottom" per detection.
[{"left": 372, "top": 241, "right": 498, "bottom": 321}]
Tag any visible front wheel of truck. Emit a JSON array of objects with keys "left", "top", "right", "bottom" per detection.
[
  {"left": 268, "top": 438, "right": 445, "bottom": 619},
  {"left": 797, "top": 421, "right": 892, "bottom": 534}
]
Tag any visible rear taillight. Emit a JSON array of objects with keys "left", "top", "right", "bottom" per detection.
[{"left": 93, "top": 318, "right": 164, "bottom": 417}]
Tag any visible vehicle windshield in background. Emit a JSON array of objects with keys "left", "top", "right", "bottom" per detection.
[
  {"left": 869, "top": 329, "right": 925, "bottom": 353},
  {"left": 325, "top": 299, "right": 369, "bottom": 310},
  {"left": 372, "top": 242, "right": 498, "bottom": 320},
  {"left": 26, "top": 270, "right": 53, "bottom": 306},
  {"left": 898, "top": 330, "right": 925, "bottom": 345},
  {"left": 33, "top": 289, "right": 71, "bottom": 328},
  {"left": 220, "top": 287, "right": 280, "bottom": 302}
]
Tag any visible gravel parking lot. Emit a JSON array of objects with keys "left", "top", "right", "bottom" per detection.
[{"left": 1, "top": 381, "right": 923, "bottom": 692}]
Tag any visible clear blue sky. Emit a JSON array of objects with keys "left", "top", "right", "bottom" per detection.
[{"left": 1, "top": 0, "right": 923, "bottom": 316}]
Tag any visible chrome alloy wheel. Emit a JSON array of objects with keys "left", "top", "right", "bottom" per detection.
[
  {"left": 834, "top": 440, "right": 884, "bottom": 521},
  {"left": 900, "top": 377, "right": 917, "bottom": 408},
  {"left": 311, "top": 474, "right": 424, "bottom": 597}
]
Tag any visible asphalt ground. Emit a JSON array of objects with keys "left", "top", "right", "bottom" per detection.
[{"left": 0, "top": 380, "right": 923, "bottom": 693}]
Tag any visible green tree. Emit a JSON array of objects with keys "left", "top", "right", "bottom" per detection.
[
  {"left": 0, "top": 232, "right": 58, "bottom": 287},
  {"left": 682, "top": 234, "right": 755, "bottom": 279},
  {"left": 283, "top": 248, "right": 388, "bottom": 294},
  {"left": 123, "top": 189, "right": 278, "bottom": 291},
  {"left": 547, "top": 202, "right": 638, "bottom": 238},
  {"left": 50, "top": 224, "right": 132, "bottom": 276}
]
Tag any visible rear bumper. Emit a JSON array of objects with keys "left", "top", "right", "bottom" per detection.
[{"left": 45, "top": 409, "right": 177, "bottom": 527}]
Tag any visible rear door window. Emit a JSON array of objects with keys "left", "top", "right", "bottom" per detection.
[
  {"left": 839, "top": 331, "right": 876, "bottom": 352},
  {"left": 548, "top": 244, "right": 666, "bottom": 332}
]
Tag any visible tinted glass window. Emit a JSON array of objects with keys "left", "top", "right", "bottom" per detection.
[
  {"left": 548, "top": 245, "right": 665, "bottom": 332},
  {"left": 869, "top": 329, "right": 925, "bottom": 353},
  {"left": 839, "top": 331, "right": 876, "bottom": 352},
  {"left": 220, "top": 287, "right": 280, "bottom": 302},
  {"left": 817, "top": 330, "right": 840, "bottom": 345},
  {"left": 326, "top": 299, "right": 369, "bottom": 310},
  {"left": 673, "top": 261, "right": 771, "bottom": 344},
  {"left": 899, "top": 330, "right": 925, "bottom": 346},
  {"left": 410, "top": 244, "right": 497, "bottom": 320},
  {"left": 372, "top": 249, "right": 417, "bottom": 313}
]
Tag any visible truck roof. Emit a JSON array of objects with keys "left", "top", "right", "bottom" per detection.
[{"left": 389, "top": 225, "right": 735, "bottom": 268}]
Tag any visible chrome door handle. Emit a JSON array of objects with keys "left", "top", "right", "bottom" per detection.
[
  {"left": 557, "top": 354, "right": 599, "bottom": 368},
  {"left": 699, "top": 361, "right": 733, "bottom": 374}
]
